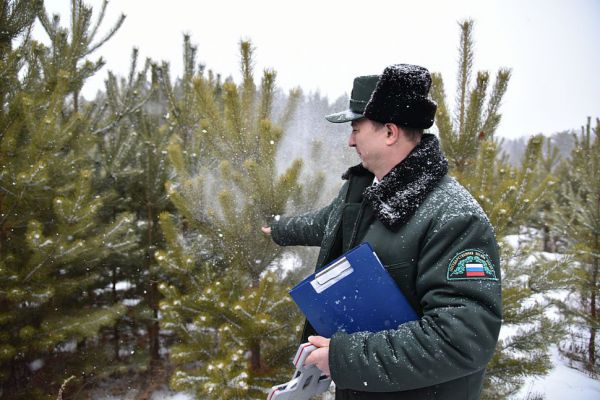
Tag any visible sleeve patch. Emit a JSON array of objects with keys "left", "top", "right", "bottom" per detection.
[{"left": 447, "top": 249, "right": 497, "bottom": 281}]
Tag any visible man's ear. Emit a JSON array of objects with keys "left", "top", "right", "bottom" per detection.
[{"left": 385, "top": 123, "right": 401, "bottom": 145}]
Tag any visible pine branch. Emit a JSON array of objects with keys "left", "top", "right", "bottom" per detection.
[
  {"left": 258, "top": 68, "right": 276, "bottom": 122},
  {"left": 83, "top": 12, "right": 125, "bottom": 57},
  {"left": 277, "top": 87, "right": 302, "bottom": 129},
  {"left": 455, "top": 19, "right": 474, "bottom": 136},
  {"left": 463, "top": 70, "right": 488, "bottom": 141},
  {"left": 482, "top": 68, "right": 511, "bottom": 137}
]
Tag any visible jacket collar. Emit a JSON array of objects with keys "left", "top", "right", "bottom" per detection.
[{"left": 344, "top": 134, "right": 448, "bottom": 230}]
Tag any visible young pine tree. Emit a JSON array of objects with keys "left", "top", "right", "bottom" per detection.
[
  {"left": 0, "top": 0, "right": 136, "bottom": 397},
  {"left": 552, "top": 117, "right": 600, "bottom": 374},
  {"left": 103, "top": 56, "right": 174, "bottom": 372},
  {"left": 157, "top": 40, "right": 304, "bottom": 399},
  {"left": 92, "top": 46, "right": 173, "bottom": 382},
  {"left": 431, "top": 19, "right": 559, "bottom": 398},
  {"left": 530, "top": 138, "right": 562, "bottom": 253},
  {"left": 430, "top": 19, "right": 510, "bottom": 181},
  {"left": 277, "top": 91, "right": 355, "bottom": 279}
]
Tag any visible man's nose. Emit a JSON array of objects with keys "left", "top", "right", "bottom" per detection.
[{"left": 348, "top": 133, "right": 356, "bottom": 147}]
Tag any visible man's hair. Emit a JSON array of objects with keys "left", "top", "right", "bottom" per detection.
[
  {"left": 371, "top": 121, "right": 423, "bottom": 142},
  {"left": 400, "top": 126, "right": 424, "bottom": 142}
]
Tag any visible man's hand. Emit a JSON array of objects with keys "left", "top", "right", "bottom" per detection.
[
  {"left": 261, "top": 226, "right": 272, "bottom": 235},
  {"left": 305, "top": 336, "right": 331, "bottom": 376}
]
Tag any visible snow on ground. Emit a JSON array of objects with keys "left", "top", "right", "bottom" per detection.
[
  {"left": 140, "top": 358, "right": 600, "bottom": 400},
  {"left": 144, "top": 349, "right": 600, "bottom": 400},
  {"left": 515, "top": 346, "right": 600, "bottom": 399},
  {"left": 504, "top": 228, "right": 600, "bottom": 398},
  {"left": 94, "top": 389, "right": 193, "bottom": 400},
  {"left": 150, "top": 391, "right": 192, "bottom": 400}
]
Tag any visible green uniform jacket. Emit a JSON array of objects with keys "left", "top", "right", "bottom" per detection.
[{"left": 271, "top": 163, "right": 502, "bottom": 400}]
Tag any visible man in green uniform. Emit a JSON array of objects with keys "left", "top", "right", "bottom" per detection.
[{"left": 262, "top": 64, "right": 502, "bottom": 399}]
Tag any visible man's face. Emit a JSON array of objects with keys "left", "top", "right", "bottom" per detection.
[{"left": 348, "top": 119, "right": 388, "bottom": 173}]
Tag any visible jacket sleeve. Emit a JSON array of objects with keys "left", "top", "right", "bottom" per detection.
[
  {"left": 270, "top": 183, "right": 346, "bottom": 247},
  {"left": 328, "top": 214, "right": 502, "bottom": 392}
]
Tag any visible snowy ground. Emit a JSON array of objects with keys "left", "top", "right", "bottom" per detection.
[
  {"left": 140, "top": 350, "right": 600, "bottom": 400},
  {"left": 93, "top": 390, "right": 191, "bottom": 400},
  {"left": 149, "top": 393, "right": 191, "bottom": 400},
  {"left": 504, "top": 230, "right": 600, "bottom": 399},
  {"left": 118, "top": 356, "right": 600, "bottom": 400},
  {"left": 514, "top": 346, "right": 600, "bottom": 399}
]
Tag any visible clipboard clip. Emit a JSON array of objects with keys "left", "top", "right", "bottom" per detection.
[{"left": 311, "top": 257, "right": 353, "bottom": 293}]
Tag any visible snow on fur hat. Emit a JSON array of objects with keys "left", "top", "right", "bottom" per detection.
[{"left": 363, "top": 64, "right": 437, "bottom": 129}]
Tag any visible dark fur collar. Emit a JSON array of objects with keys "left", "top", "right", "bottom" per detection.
[{"left": 344, "top": 134, "right": 448, "bottom": 230}]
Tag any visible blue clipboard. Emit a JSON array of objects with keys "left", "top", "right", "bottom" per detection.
[{"left": 289, "top": 243, "right": 418, "bottom": 338}]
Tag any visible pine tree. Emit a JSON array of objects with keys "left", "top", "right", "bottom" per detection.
[
  {"left": 483, "top": 242, "right": 566, "bottom": 399},
  {"left": 103, "top": 55, "right": 173, "bottom": 372},
  {"left": 430, "top": 19, "right": 510, "bottom": 180},
  {"left": 37, "top": 0, "right": 124, "bottom": 113},
  {"left": 276, "top": 91, "right": 353, "bottom": 278},
  {"left": 533, "top": 138, "right": 562, "bottom": 253},
  {"left": 553, "top": 117, "right": 600, "bottom": 374},
  {"left": 0, "top": 0, "right": 136, "bottom": 396},
  {"left": 431, "top": 20, "right": 559, "bottom": 398},
  {"left": 91, "top": 46, "right": 172, "bottom": 382},
  {"left": 157, "top": 39, "right": 305, "bottom": 399}
]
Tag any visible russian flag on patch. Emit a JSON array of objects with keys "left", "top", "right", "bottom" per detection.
[{"left": 466, "top": 263, "right": 486, "bottom": 277}]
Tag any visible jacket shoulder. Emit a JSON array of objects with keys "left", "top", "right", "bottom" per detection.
[{"left": 421, "top": 176, "right": 492, "bottom": 227}]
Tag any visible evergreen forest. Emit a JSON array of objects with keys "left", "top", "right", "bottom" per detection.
[{"left": 0, "top": 1, "right": 598, "bottom": 399}]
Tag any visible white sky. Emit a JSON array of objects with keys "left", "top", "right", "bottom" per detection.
[{"left": 39, "top": 0, "right": 600, "bottom": 139}]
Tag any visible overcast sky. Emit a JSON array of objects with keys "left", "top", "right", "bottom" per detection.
[{"left": 39, "top": 0, "right": 599, "bottom": 139}]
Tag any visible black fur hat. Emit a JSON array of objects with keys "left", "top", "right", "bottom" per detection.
[{"left": 363, "top": 64, "right": 437, "bottom": 129}]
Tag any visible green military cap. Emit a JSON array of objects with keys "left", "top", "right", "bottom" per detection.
[{"left": 325, "top": 75, "right": 380, "bottom": 123}]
